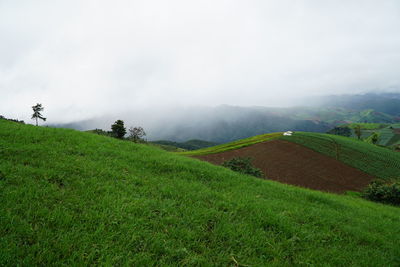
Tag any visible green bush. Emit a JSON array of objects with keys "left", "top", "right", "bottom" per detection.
[
  {"left": 327, "top": 126, "right": 351, "bottom": 137},
  {"left": 222, "top": 157, "right": 264, "bottom": 178},
  {"left": 362, "top": 180, "right": 400, "bottom": 206}
]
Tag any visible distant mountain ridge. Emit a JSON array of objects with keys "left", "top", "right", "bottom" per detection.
[
  {"left": 308, "top": 92, "right": 400, "bottom": 116},
  {"left": 48, "top": 92, "right": 400, "bottom": 143}
]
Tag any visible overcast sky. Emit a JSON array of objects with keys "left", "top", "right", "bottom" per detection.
[{"left": 1, "top": 0, "right": 400, "bottom": 123}]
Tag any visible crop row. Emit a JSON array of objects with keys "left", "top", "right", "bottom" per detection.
[{"left": 282, "top": 132, "right": 400, "bottom": 180}]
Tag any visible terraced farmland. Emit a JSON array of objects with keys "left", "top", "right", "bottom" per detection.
[
  {"left": 282, "top": 132, "right": 400, "bottom": 180},
  {"left": 346, "top": 123, "right": 400, "bottom": 148},
  {"left": 180, "top": 132, "right": 282, "bottom": 156}
]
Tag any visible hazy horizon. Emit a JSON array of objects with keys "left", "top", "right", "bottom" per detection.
[{"left": 1, "top": 1, "right": 400, "bottom": 124}]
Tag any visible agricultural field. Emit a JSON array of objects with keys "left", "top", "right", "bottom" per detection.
[
  {"left": 342, "top": 123, "right": 400, "bottom": 148},
  {"left": 184, "top": 130, "right": 400, "bottom": 182},
  {"left": 180, "top": 132, "right": 282, "bottom": 156},
  {"left": 1, "top": 119, "right": 400, "bottom": 265},
  {"left": 189, "top": 131, "right": 400, "bottom": 192},
  {"left": 282, "top": 132, "right": 400, "bottom": 180},
  {"left": 194, "top": 139, "right": 374, "bottom": 193}
]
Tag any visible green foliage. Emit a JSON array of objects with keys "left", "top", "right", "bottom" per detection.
[
  {"left": 86, "top": 128, "right": 112, "bottom": 136},
  {"left": 222, "top": 157, "right": 263, "bottom": 178},
  {"left": 0, "top": 115, "right": 24, "bottom": 124},
  {"left": 354, "top": 125, "right": 362, "bottom": 140},
  {"left": 362, "top": 180, "right": 400, "bottom": 206},
  {"left": 111, "top": 120, "right": 126, "bottom": 139},
  {"left": 371, "top": 133, "right": 379, "bottom": 144},
  {"left": 365, "top": 132, "right": 380, "bottom": 144},
  {"left": 1, "top": 120, "right": 400, "bottom": 266},
  {"left": 282, "top": 132, "right": 400, "bottom": 180},
  {"left": 180, "top": 132, "right": 282, "bottom": 156},
  {"left": 327, "top": 126, "right": 351, "bottom": 137}
]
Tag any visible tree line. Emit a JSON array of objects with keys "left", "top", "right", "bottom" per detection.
[
  {"left": 2, "top": 103, "right": 147, "bottom": 144},
  {"left": 91, "top": 120, "right": 146, "bottom": 143}
]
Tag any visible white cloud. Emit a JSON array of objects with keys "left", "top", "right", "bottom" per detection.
[{"left": 1, "top": 0, "right": 400, "bottom": 122}]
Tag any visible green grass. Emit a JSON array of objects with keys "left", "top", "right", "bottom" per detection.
[
  {"left": 282, "top": 132, "right": 400, "bottom": 180},
  {"left": 1, "top": 120, "right": 400, "bottom": 265},
  {"left": 179, "top": 132, "right": 282, "bottom": 156}
]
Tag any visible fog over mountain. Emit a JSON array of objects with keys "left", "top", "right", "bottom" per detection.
[
  {"left": 1, "top": 1, "right": 400, "bottom": 126},
  {"left": 44, "top": 93, "right": 400, "bottom": 143}
]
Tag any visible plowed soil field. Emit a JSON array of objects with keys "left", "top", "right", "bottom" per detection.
[{"left": 195, "top": 139, "right": 375, "bottom": 193}]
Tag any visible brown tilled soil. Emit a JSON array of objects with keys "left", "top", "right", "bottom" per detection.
[{"left": 195, "top": 140, "right": 375, "bottom": 193}]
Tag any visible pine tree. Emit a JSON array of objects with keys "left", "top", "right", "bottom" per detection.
[
  {"left": 31, "top": 103, "right": 46, "bottom": 126},
  {"left": 111, "top": 120, "right": 126, "bottom": 139}
]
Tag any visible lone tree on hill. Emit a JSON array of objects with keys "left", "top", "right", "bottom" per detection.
[
  {"left": 111, "top": 120, "right": 126, "bottom": 139},
  {"left": 31, "top": 103, "right": 46, "bottom": 126},
  {"left": 128, "top": 126, "right": 146, "bottom": 143},
  {"left": 354, "top": 125, "right": 362, "bottom": 140}
]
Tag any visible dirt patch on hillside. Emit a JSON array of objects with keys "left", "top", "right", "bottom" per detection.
[{"left": 194, "top": 140, "right": 374, "bottom": 193}]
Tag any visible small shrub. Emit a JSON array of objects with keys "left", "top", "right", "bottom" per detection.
[
  {"left": 362, "top": 179, "right": 400, "bottom": 206},
  {"left": 89, "top": 129, "right": 112, "bottom": 137},
  {"left": 222, "top": 157, "right": 264, "bottom": 178}
]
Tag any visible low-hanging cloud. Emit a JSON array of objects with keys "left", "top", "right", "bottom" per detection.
[{"left": 1, "top": 0, "right": 400, "bottom": 123}]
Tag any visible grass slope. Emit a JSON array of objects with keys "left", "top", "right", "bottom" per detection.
[
  {"left": 282, "top": 132, "right": 400, "bottom": 180},
  {"left": 1, "top": 120, "right": 400, "bottom": 266},
  {"left": 180, "top": 132, "right": 282, "bottom": 156}
]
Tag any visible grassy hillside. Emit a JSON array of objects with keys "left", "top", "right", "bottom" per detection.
[
  {"left": 1, "top": 120, "right": 400, "bottom": 265},
  {"left": 282, "top": 132, "right": 400, "bottom": 180},
  {"left": 180, "top": 132, "right": 282, "bottom": 156}
]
